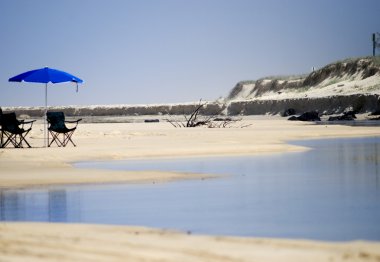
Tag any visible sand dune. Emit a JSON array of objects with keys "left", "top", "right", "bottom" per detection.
[{"left": 227, "top": 57, "right": 380, "bottom": 102}]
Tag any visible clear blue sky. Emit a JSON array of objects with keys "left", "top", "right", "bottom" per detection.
[{"left": 1, "top": 0, "right": 379, "bottom": 107}]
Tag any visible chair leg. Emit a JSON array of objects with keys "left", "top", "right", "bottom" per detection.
[
  {"left": 14, "top": 135, "right": 22, "bottom": 148},
  {"left": 48, "top": 130, "right": 77, "bottom": 147},
  {"left": 0, "top": 131, "right": 8, "bottom": 148},
  {"left": 2, "top": 132, "right": 17, "bottom": 148},
  {"left": 18, "top": 131, "right": 32, "bottom": 148},
  {"left": 63, "top": 131, "right": 76, "bottom": 147},
  {"left": 11, "top": 134, "right": 23, "bottom": 148},
  {"left": 48, "top": 131, "right": 62, "bottom": 147},
  {"left": 1, "top": 130, "right": 32, "bottom": 148},
  {"left": 1, "top": 131, "right": 4, "bottom": 148}
]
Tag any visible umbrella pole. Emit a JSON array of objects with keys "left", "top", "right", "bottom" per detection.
[{"left": 44, "top": 83, "right": 47, "bottom": 147}]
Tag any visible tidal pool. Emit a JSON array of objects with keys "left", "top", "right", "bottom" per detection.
[{"left": 1, "top": 137, "right": 380, "bottom": 241}]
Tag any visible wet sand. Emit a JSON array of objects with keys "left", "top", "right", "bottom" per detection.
[{"left": 0, "top": 116, "right": 379, "bottom": 261}]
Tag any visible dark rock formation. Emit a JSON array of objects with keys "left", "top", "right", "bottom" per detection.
[
  {"left": 328, "top": 111, "right": 357, "bottom": 121},
  {"left": 288, "top": 116, "right": 299, "bottom": 121},
  {"left": 297, "top": 111, "right": 321, "bottom": 121},
  {"left": 144, "top": 119, "right": 159, "bottom": 123},
  {"left": 288, "top": 111, "right": 321, "bottom": 121}
]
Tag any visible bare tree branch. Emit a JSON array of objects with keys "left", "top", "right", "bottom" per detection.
[{"left": 165, "top": 99, "right": 247, "bottom": 128}]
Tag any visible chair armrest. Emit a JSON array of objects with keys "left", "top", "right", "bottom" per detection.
[
  {"left": 65, "top": 118, "right": 82, "bottom": 123},
  {"left": 22, "top": 120, "right": 36, "bottom": 124},
  {"left": 20, "top": 119, "right": 36, "bottom": 129},
  {"left": 65, "top": 118, "right": 82, "bottom": 128}
]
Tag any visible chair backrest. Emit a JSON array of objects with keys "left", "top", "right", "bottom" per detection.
[
  {"left": 1, "top": 112, "right": 21, "bottom": 133},
  {"left": 47, "top": 111, "right": 66, "bottom": 130}
]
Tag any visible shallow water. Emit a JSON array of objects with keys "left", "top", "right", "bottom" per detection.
[{"left": 1, "top": 137, "right": 380, "bottom": 241}]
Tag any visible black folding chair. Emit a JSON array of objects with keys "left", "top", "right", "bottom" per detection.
[
  {"left": 47, "top": 112, "right": 82, "bottom": 147},
  {"left": 0, "top": 112, "right": 35, "bottom": 148}
]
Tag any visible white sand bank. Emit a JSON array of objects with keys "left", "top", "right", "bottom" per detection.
[
  {"left": 1, "top": 116, "right": 379, "bottom": 188},
  {"left": 1, "top": 223, "right": 380, "bottom": 262}
]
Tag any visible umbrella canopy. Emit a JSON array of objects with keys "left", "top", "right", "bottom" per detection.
[
  {"left": 8, "top": 67, "right": 83, "bottom": 147},
  {"left": 9, "top": 67, "right": 83, "bottom": 84}
]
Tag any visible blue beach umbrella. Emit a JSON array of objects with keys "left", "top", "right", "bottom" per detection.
[{"left": 9, "top": 67, "right": 83, "bottom": 146}]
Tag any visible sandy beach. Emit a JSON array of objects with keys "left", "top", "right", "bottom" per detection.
[{"left": 1, "top": 116, "right": 380, "bottom": 261}]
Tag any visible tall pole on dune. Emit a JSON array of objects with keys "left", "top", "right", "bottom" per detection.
[{"left": 373, "top": 33, "right": 376, "bottom": 57}]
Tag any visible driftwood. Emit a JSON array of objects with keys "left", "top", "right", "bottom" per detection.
[{"left": 165, "top": 100, "right": 250, "bottom": 128}]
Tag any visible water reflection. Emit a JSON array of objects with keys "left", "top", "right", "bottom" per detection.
[
  {"left": 291, "top": 137, "right": 380, "bottom": 189},
  {"left": 0, "top": 191, "right": 23, "bottom": 221},
  {"left": 0, "top": 137, "right": 380, "bottom": 241},
  {"left": 0, "top": 189, "right": 81, "bottom": 222}
]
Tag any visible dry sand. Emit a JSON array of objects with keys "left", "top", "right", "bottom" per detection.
[
  {"left": 1, "top": 116, "right": 380, "bottom": 261},
  {"left": 1, "top": 223, "right": 380, "bottom": 262}
]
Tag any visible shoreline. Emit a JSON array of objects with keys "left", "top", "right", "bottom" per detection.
[
  {"left": 1, "top": 116, "right": 379, "bottom": 189},
  {"left": 1, "top": 116, "right": 380, "bottom": 261}
]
